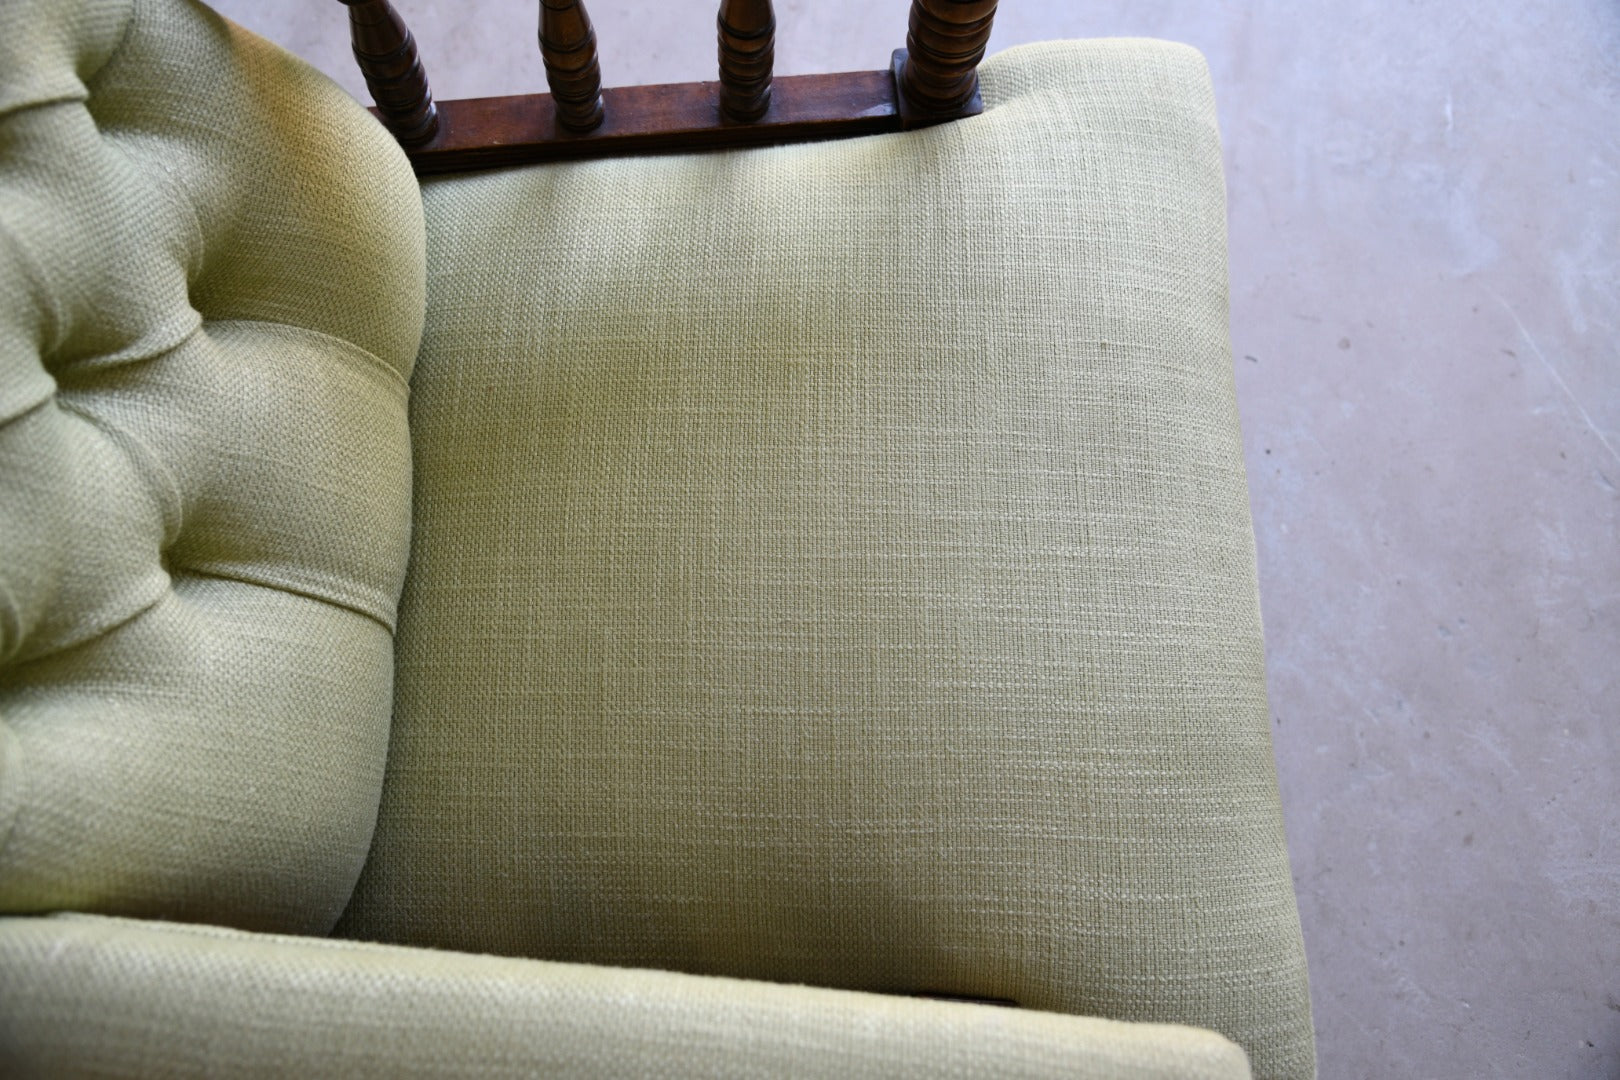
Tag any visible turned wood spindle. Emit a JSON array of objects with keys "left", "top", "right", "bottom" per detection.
[
  {"left": 717, "top": 0, "right": 775, "bottom": 122},
  {"left": 896, "top": 0, "right": 998, "bottom": 125},
  {"left": 338, "top": 0, "right": 438, "bottom": 146},
  {"left": 540, "top": 0, "right": 605, "bottom": 132}
]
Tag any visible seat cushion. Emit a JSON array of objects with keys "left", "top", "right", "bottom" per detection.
[
  {"left": 0, "top": 913, "right": 1254, "bottom": 1079},
  {"left": 338, "top": 39, "right": 1313, "bottom": 1080},
  {"left": 0, "top": 0, "right": 425, "bottom": 933}
]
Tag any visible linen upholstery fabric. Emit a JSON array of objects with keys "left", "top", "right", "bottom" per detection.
[
  {"left": 340, "top": 40, "right": 1314, "bottom": 1080},
  {"left": 0, "top": 913, "right": 1254, "bottom": 1080},
  {"left": 0, "top": 0, "right": 425, "bottom": 933}
]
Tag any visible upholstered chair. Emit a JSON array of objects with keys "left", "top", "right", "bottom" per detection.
[{"left": 0, "top": 0, "right": 1313, "bottom": 1076}]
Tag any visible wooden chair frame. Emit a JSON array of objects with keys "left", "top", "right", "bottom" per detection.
[{"left": 338, "top": 0, "right": 1000, "bottom": 174}]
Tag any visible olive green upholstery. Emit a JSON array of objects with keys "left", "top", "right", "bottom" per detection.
[
  {"left": 0, "top": 0, "right": 423, "bottom": 934},
  {"left": 338, "top": 38, "right": 1312, "bottom": 1080},
  {"left": 0, "top": 912, "right": 1256, "bottom": 1079},
  {"left": 0, "top": 1, "right": 1313, "bottom": 1078}
]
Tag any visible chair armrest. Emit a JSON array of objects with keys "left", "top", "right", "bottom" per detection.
[{"left": 0, "top": 913, "right": 1250, "bottom": 1079}]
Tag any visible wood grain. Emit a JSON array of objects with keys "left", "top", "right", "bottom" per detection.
[
  {"left": 337, "top": 0, "right": 437, "bottom": 146},
  {"left": 539, "top": 0, "right": 605, "bottom": 132},
  {"left": 895, "top": 0, "right": 998, "bottom": 125},
  {"left": 718, "top": 0, "right": 775, "bottom": 122},
  {"left": 388, "top": 69, "right": 902, "bottom": 175}
]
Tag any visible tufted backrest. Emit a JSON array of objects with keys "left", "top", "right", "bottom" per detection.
[{"left": 0, "top": 0, "right": 425, "bottom": 934}]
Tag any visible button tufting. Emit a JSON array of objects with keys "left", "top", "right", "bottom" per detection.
[{"left": 0, "top": 0, "right": 422, "bottom": 937}]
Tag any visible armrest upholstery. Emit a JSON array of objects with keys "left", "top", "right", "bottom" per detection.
[{"left": 0, "top": 913, "right": 1251, "bottom": 1079}]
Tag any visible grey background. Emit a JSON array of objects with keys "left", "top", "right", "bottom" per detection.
[{"left": 211, "top": 2, "right": 1620, "bottom": 1077}]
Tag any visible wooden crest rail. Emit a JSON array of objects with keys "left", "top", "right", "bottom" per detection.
[{"left": 337, "top": 0, "right": 999, "bottom": 173}]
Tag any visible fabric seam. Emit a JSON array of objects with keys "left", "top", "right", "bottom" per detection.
[
  {"left": 0, "top": 92, "right": 92, "bottom": 123},
  {"left": 0, "top": 394, "right": 55, "bottom": 436},
  {"left": 1, "top": 579, "right": 172, "bottom": 671},
  {"left": 55, "top": 394, "right": 186, "bottom": 546},
  {"left": 205, "top": 318, "right": 411, "bottom": 397},
  {"left": 177, "top": 566, "right": 398, "bottom": 636},
  {"left": 0, "top": 723, "right": 29, "bottom": 870}
]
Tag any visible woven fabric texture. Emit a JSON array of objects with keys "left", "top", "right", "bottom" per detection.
[
  {"left": 338, "top": 39, "right": 1313, "bottom": 1080},
  {"left": 0, "top": 912, "right": 1254, "bottom": 1079},
  {"left": 0, "top": 0, "right": 425, "bottom": 933}
]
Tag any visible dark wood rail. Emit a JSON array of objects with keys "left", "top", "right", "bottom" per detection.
[
  {"left": 388, "top": 71, "right": 898, "bottom": 174},
  {"left": 341, "top": 0, "right": 999, "bottom": 172}
]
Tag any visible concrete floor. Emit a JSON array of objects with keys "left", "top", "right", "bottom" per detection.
[{"left": 216, "top": 2, "right": 1619, "bottom": 1077}]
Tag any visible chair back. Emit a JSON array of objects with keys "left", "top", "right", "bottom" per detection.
[{"left": 338, "top": 0, "right": 1000, "bottom": 171}]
